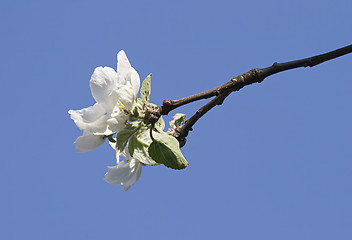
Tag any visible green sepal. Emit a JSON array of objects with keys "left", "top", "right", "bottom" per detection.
[
  {"left": 148, "top": 132, "right": 188, "bottom": 170},
  {"left": 128, "top": 127, "right": 158, "bottom": 165},
  {"left": 136, "top": 98, "right": 144, "bottom": 105},
  {"left": 140, "top": 74, "right": 152, "bottom": 104},
  {"left": 115, "top": 121, "right": 141, "bottom": 152},
  {"left": 129, "top": 102, "right": 145, "bottom": 121},
  {"left": 169, "top": 113, "right": 186, "bottom": 129}
]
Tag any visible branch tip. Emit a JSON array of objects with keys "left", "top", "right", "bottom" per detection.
[{"left": 162, "top": 99, "right": 172, "bottom": 106}]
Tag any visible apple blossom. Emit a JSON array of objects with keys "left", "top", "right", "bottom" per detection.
[
  {"left": 69, "top": 50, "right": 145, "bottom": 190},
  {"left": 69, "top": 51, "right": 188, "bottom": 191},
  {"left": 69, "top": 50, "right": 140, "bottom": 152}
]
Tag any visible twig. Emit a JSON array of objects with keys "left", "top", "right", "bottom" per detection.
[{"left": 159, "top": 44, "right": 352, "bottom": 146}]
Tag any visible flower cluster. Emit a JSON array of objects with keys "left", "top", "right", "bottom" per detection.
[{"left": 69, "top": 50, "right": 188, "bottom": 191}]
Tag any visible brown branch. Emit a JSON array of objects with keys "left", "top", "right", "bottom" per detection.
[
  {"left": 257, "top": 44, "right": 352, "bottom": 78},
  {"left": 173, "top": 71, "right": 260, "bottom": 144},
  {"left": 158, "top": 44, "right": 352, "bottom": 146},
  {"left": 160, "top": 44, "right": 352, "bottom": 115}
]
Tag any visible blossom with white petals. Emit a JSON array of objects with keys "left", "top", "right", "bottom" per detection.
[
  {"left": 69, "top": 50, "right": 140, "bottom": 152},
  {"left": 69, "top": 50, "right": 188, "bottom": 191},
  {"left": 69, "top": 50, "right": 144, "bottom": 190}
]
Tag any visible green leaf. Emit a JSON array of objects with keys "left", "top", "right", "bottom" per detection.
[
  {"left": 128, "top": 127, "right": 158, "bottom": 165},
  {"left": 140, "top": 74, "right": 152, "bottom": 104},
  {"left": 115, "top": 122, "right": 141, "bottom": 152},
  {"left": 169, "top": 113, "right": 186, "bottom": 129},
  {"left": 155, "top": 116, "right": 165, "bottom": 132},
  {"left": 148, "top": 132, "right": 189, "bottom": 170}
]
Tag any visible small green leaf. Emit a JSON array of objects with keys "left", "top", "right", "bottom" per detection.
[
  {"left": 140, "top": 74, "right": 152, "bottom": 104},
  {"left": 148, "top": 132, "right": 188, "bottom": 170},
  {"left": 169, "top": 113, "right": 186, "bottom": 129},
  {"left": 155, "top": 116, "right": 165, "bottom": 132},
  {"left": 128, "top": 127, "right": 158, "bottom": 165},
  {"left": 115, "top": 122, "right": 141, "bottom": 152}
]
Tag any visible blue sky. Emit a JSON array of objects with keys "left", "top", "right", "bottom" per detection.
[{"left": 1, "top": 0, "right": 351, "bottom": 239}]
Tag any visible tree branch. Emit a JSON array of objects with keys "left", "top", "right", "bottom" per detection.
[
  {"left": 158, "top": 44, "right": 352, "bottom": 146},
  {"left": 257, "top": 44, "right": 352, "bottom": 78}
]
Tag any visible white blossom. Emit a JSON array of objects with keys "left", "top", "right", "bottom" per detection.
[
  {"left": 69, "top": 50, "right": 140, "bottom": 152},
  {"left": 69, "top": 50, "right": 144, "bottom": 190}
]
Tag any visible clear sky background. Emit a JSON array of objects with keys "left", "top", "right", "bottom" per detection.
[{"left": 1, "top": 1, "right": 351, "bottom": 239}]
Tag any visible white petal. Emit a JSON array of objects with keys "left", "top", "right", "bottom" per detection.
[
  {"left": 130, "top": 67, "right": 140, "bottom": 97},
  {"left": 116, "top": 50, "right": 131, "bottom": 85},
  {"left": 106, "top": 116, "right": 126, "bottom": 134},
  {"left": 108, "top": 137, "right": 117, "bottom": 150},
  {"left": 112, "top": 85, "right": 136, "bottom": 111},
  {"left": 68, "top": 103, "right": 108, "bottom": 133},
  {"left": 104, "top": 159, "right": 142, "bottom": 191},
  {"left": 74, "top": 131, "right": 105, "bottom": 153},
  {"left": 99, "top": 91, "right": 120, "bottom": 115},
  {"left": 116, "top": 51, "right": 140, "bottom": 96},
  {"left": 89, "top": 67, "right": 118, "bottom": 103},
  {"left": 122, "top": 144, "right": 132, "bottom": 159}
]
